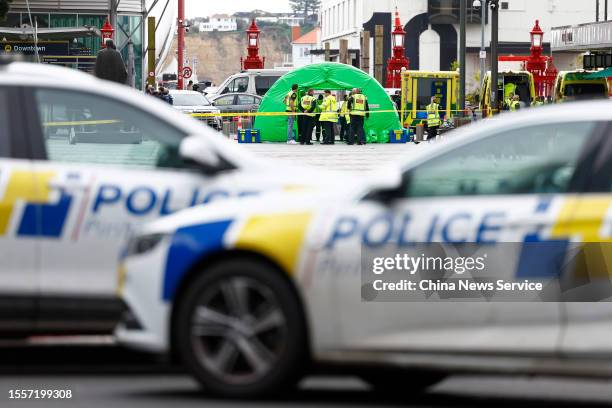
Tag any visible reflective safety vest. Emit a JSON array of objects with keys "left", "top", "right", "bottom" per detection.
[
  {"left": 340, "top": 101, "right": 351, "bottom": 123},
  {"left": 319, "top": 95, "right": 338, "bottom": 122},
  {"left": 350, "top": 94, "right": 367, "bottom": 116},
  {"left": 426, "top": 103, "right": 440, "bottom": 127},
  {"left": 510, "top": 100, "right": 520, "bottom": 111},
  {"left": 300, "top": 95, "right": 316, "bottom": 117},
  {"left": 285, "top": 90, "right": 298, "bottom": 112}
]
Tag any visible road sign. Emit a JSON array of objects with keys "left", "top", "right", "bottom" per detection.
[
  {"left": 479, "top": 50, "right": 486, "bottom": 59},
  {"left": 148, "top": 71, "right": 155, "bottom": 77},
  {"left": 183, "top": 67, "right": 192, "bottom": 79}
]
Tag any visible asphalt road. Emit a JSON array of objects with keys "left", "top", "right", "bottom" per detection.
[{"left": 1, "top": 344, "right": 612, "bottom": 408}]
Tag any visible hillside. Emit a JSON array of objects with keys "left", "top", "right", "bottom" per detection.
[{"left": 165, "top": 25, "right": 292, "bottom": 85}]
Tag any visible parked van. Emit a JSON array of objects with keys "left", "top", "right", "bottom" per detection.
[
  {"left": 205, "top": 68, "right": 292, "bottom": 98},
  {"left": 480, "top": 70, "right": 535, "bottom": 117},
  {"left": 552, "top": 71, "right": 609, "bottom": 102},
  {"left": 400, "top": 70, "right": 459, "bottom": 128}
]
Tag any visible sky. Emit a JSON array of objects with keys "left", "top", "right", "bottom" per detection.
[{"left": 186, "top": 0, "right": 292, "bottom": 18}]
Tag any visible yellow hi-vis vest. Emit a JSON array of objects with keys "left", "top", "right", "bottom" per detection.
[
  {"left": 285, "top": 90, "right": 297, "bottom": 112},
  {"left": 350, "top": 94, "right": 367, "bottom": 116},
  {"left": 340, "top": 101, "right": 351, "bottom": 123},
  {"left": 319, "top": 95, "right": 338, "bottom": 122},
  {"left": 300, "top": 95, "right": 316, "bottom": 117},
  {"left": 426, "top": 103, "right": 440, "bottom": 127}
]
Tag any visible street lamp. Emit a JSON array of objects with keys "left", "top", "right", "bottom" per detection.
[{"left": 530, "top": 20, "right": 543, "bottom": 49}]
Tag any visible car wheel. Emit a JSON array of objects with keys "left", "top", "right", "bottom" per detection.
[
  {"left": 175, "top": 259, "right": 308, "bottom": 398},
  {"left": 361, "top": 371, "right": 444, "bottom": 395}
]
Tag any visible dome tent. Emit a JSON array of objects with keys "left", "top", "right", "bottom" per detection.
[{"left": 254, "top": 62, "right": 401, "bottom": 142}]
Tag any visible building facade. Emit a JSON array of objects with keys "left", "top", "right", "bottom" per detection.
[
  {"left": 320, "top": 0, "right": 597, "bottom": 91},
  {"left": 0, "top": 0, "right": 176, "bottom": 90},
  {"left": 292, "top": 27, "right": 324, "bottom": 68},
  {"left": 199, "top": 14, "right": 237, "bottom": 32}
]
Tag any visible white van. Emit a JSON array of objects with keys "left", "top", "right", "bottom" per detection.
[{"left": 205, "top": 68, "right": 291, "bottom": 98}]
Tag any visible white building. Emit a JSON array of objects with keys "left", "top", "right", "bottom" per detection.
[
  {"left": 319, "top": 0, "right": 597, "bottom": 91},
  {"left": 199, "top": 14, "right": 237, "bottom": 32},
  {"left": 292, "top": 27, "right": 324, "bottom": 67}
]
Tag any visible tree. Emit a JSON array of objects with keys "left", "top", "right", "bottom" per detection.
[
  {"left": 0, "top": 0, "right": 13, "bottom": 21},
  {"left": 289, "top": 0, "right": 321, "bottom": 20}
]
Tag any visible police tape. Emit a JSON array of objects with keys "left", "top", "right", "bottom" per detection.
[{"left": 189, "top": 108, "right": 500, "bottom": 118}]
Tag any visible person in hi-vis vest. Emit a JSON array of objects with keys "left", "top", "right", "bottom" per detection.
[
  {"left": 284, "top": 83, "right": 299, "bottom": 144},
  {"left": 347, "top": 88, "right": 369, "bottom": 145},
  {"left": 318, "top": 90, "right": 338, "bottom": 145},
  {"left": 426, "top": 96, "right": 441, "bottom": 140},
  {"left": 299, "top": 89, "right": 316, "bottom": 145}
]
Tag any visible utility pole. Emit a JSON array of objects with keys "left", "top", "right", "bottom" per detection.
[
  {"left": 490, "top": 0, "right": 499, "bottom": 112},
  {"left": 459, "top": 0, "right": 466, "bottom": 112},
  {"left": 177, "top": 0, "right": 185, "bottom": 90},
  {"left": 480, "top": 2, "right": 486, "bottom": 88}
]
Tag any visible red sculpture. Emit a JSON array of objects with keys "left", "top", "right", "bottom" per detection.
[
  {"left": 241, "top": 19, "right": 265, "bottom": 70},
  {"left": 385, "top": 8, "right": 409, "bottom": 88}
]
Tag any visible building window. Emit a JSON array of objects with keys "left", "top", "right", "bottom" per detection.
[{"left": 501, "top": 2, "right": 509, "bottom": 9}]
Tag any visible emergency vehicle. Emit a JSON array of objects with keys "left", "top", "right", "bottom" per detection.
[
  {"left": 117, "top": 101, "right": 612, "bottom": 398},
  {"left": 480, "top": 70, "right": 536, "bottom": 116},
  {"left": 552, "top": 70, "right": 609, "bottom": 102},
  {"left": 0, "top": 61, "right": 334, "bottom": 336},
  {"left": 400, "top": 70, "right": 459, "bottom": 128}
]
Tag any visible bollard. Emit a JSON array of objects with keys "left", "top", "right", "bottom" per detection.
[{"left": 415, "top": 124, "right": 424, "bottom": 142}]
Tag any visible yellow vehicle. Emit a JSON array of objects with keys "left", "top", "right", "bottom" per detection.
[
  {"left": 480, "top": 70, "right": 536, "bottom": 117},
  {"left": 552, "top": 71, "right": 609, "bottom": 102},
  {"left": 400, "top": 70, "right": 459, "bottom": 128}
]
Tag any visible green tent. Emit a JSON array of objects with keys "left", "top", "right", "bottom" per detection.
[{"left": 254, "top": 62, "right": 401, "bottom": 143}]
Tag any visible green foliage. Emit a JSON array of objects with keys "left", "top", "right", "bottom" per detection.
[
  {"left": 289, "top": 0, "right": 321, "bottom": 18},
  {"left": 0, "top": 0, "right": 13, "bottom": 21}
]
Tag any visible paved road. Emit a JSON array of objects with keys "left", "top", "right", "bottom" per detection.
[{"left": 1, "top": 344, "right": 612, "bottom": 408}]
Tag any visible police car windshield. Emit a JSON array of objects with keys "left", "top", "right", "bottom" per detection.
[{"left": 173, "top": 93, "right": 211, "bottom": 106}]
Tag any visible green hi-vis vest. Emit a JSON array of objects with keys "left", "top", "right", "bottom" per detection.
[
  {"left": 351, "top": 94, "right": 367, "bottom": 116},
  {"left": 426, "top": 103, "right": 440, "bottom": 127},
  {"left": 301, "top": 95, "right": 316, "bottom": 117},
  {"left": 285, "top": 90, "right": 297, "bottom": 112}
]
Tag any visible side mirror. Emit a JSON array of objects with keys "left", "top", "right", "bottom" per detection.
[
  {"left": 363, "top": 187, "right": 402, "bottom": 205},
  {"left": 179, "top": 134, "right": 222, "bottom": 173}
]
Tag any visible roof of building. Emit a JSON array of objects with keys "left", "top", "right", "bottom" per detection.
[
  {"left": 293, "top": 27, "right": 320, "bottom": 44},
  {"left": 210, "top": 14, "right": 234, "bottom": 19}
]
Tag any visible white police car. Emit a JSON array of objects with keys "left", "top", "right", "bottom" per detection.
[
  {"left": 0, "top": 61, "right": 332, "bottom": 336},
  {"left": 117, "top": 101, "right": 612, "bottom": 397}
]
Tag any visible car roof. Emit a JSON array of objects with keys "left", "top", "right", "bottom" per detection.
[
  {"left": 0, "top": 62, "right": 260, "bottom": 169},
  {"left": 211, "top": 92, "right": 260, "bottom": 99},
  {"left": 396, "top": 100, "right": 612, "bottom": 172},
  {"left": 169, "top": 90, "right": 202, "bottom": 95}
]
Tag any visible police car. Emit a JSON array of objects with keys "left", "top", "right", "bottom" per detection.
[
  {"left": 116, "top": 101, "right": 612, "bottom": 397},
  {"left": 0, "top": 61, "right": 333, "bottom": 336}
]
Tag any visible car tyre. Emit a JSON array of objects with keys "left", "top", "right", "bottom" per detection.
[{"left": 175, "top": 259, "right": 308, "bottom": 398}]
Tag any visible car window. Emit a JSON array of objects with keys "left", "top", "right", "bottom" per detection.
[
  {"left": 255, "top": 76, "right": 280, "bottom": 95},
  {"left": 237, "top": 95, "right": 255, "bottom": 105},
  {"left": 214, "top": 95, "right": 235, "bottom": 106},
  {"left": 0, "top": 88, "right": 10, "bottom": 157},
  {"left": 34, "top": 88, "right": 190, "bottom": 170},
  {"left": 405, "top": 122, "right": 595, "bottom": 198},
  {"left": 228, "top": 77, "right": 248, "bottom": 93}
]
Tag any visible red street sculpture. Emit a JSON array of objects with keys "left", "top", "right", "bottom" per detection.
[
  {"left": 385, "top": 8, "right": 410, "bottom": 88},
  {"left": 241, "top": 19, "right": 265, "bottom": 70},
  {"left": 498, "top": 20, "right": 558, "bottom": 97}
]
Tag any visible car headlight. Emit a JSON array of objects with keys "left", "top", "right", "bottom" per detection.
[{"left": 125, "top": 233, "right": 167, "bottom": 257}]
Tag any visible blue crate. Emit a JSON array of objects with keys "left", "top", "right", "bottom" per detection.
[
  {"left": 237, "top": 129, "right": 261, "bottom": 143},
  {"left": 415, "top": 111, "right": 428, "bottom": 120},
  {"left": 389, "top": 129, "right": 407, "bottom": 144}
]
